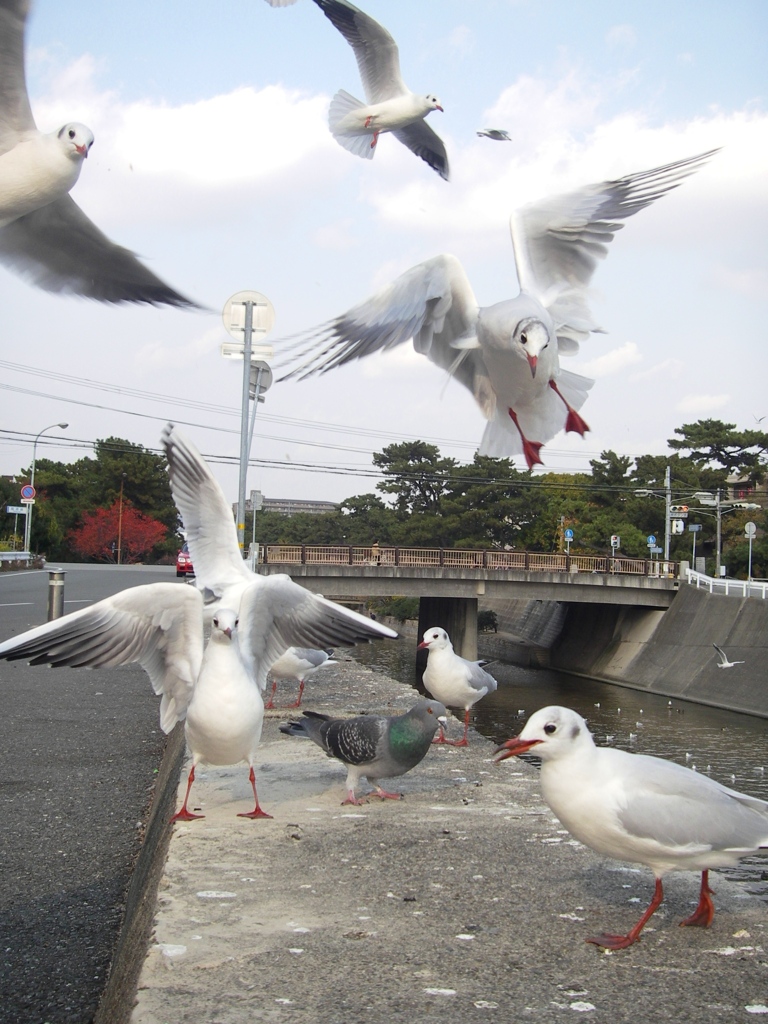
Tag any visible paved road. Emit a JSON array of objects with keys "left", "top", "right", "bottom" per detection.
[{"left": 0, "top": 566, "right": 185, "bottom": 1024}]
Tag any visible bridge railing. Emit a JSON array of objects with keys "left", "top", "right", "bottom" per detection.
[
  {"left": 262, "top": 545, "right": 678, "bottom": 578},
  {"left": 685, "top": 568, "right": 768, "bottom": 599}
]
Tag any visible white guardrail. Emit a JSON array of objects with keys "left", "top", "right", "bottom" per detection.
[{"left": 685, "top": 567, "right": 768, "bottom": 600}]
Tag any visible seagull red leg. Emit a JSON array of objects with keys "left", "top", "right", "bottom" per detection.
[
  {"left": 586, "top": 878, "right": 665, "bottom": 950},
  {"left": 679, "top": 870, "right": 715, "bottom": 928},
  {"left": 264, "top": 680, "right": 277, "bottom": 710},
  {"left": 170, "top": 764, "right": 204, "bottom": 822},
  {"left": 237, "top": 766, "right": 273, "bottom": 819},
  {"left": 370, "top": 130, "right": 379, "bottom": 149},
  {"left": 508, "top": 408, "right": 543, "bottom": 469},
  {"left": 548, "top": 379, "right": 590, "bottom": 436},
  {"left": 284, "top": 679, "right": 305, "bottom": 709}
]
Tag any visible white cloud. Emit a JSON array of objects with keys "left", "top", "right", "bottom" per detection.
[
  {"left": 606, "top": 25, "right": 637, "bottom": 49},
  {"left": 676, "top": 394, "right": 730, "bottom": 415},
  {"left": 580, "top": 342, "right": 642, "bottom": 377},
  {"left": 632, "top": 358, "right": 686, "bottom": 382}
]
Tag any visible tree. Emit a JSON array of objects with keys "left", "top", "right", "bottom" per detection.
[
  {"left": 373, "top": 441, "right": 458, "bottom": 516},
  {"left": 668, "top": 420, "right": 768, "bottom": 484},
  {"left": 68, "top": 502, "right": 168, "bottom": 563}
]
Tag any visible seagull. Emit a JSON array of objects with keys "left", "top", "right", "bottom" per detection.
[
  {"left": 713, "top": 643, "right": 745, "bottom": 669},
  {"left": 417, "top": 626, "right": 497, "bottom": 746},
  {"left": 495, "top": 706, "right": 768, "bottom": 949},
  {"left": 0, "top": 0, "right": 196, "bottom": 306},
  {"left": 476, "top": 128, "right": 512, "bottom": 141},
  {"left": 279, "top": 699, "right": 447, "bottom": 804},
  {"left": 265, "top": 646, "right": 337, "bottom": 708},
  {"left": 0, "top": 586, "right": 271, "bottom": 820},
  {"left": 298, "top": 0, "right": 448, "bottom": 179},
  {"left": 276, "top": 150, "right": 716, "bottom": 467},
  {"left": 161, "top": 424, "right": 399, "bottom": 688}
]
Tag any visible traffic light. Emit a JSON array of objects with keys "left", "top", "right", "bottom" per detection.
[{"left": 669, "top": 505, "right": 689, "bottom": 514}]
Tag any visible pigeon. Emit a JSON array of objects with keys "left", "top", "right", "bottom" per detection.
[
  {"left": 495, "top": 706, "right": 768, "bottom": 949},
  {"left": 0, "top": 0, "right": 196, "bottom": 306},
  {"left": 161, "top": 424, "right": 399, "bottom": 692},
  {"left": 302, "top": 0, "right": 448, "bottom": 179},
  {"left": 476, "top": 128, "right": 512, "bottom": 141},
  {"left": 276, "top": 150, "right": 717, "bottom": 468},
  {"left": 0, "top": 586, "right": 271, "bottom": 820},
  {"left": 417, "top": 626, "right": 497, "bottom": 746},
  {"left": 279, "top": 698, "right": 447, "bottom": 804},
  {"left": 266, "top": 646, "right": 337, "bottom": 708},
  {"left": 713, "top": 643, "right": 745, "bottom": 668}
]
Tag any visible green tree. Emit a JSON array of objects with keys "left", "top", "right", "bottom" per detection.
[
  {"left": 373, "top": 441, "right": 457, "bottom": 516},
  {"left": 668, "top": 420, "right": 768, "bottom": 484}
]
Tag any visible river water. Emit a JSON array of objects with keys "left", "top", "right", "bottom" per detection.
[{"left": 349, "top": 639, "right": 768, "bottom": 894}]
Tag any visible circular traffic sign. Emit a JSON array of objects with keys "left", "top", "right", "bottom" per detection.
[
  {"left": 222, "top": 290, "right": 275, "bottom": 342},
  {"left": 745, "top": 522, "right": 757, "bottom": 538},
  {"left": 20, "top": 484, "right": 35, "bottom": 500},
  {"left": 564, "top": 528, "right": 574, "bottom": 540},
  {"left": 647, "top": 534, "right": 656, "bottom": 545}
]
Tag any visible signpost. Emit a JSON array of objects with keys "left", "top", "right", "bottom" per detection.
[
  {"left": 745, "top": 521, "right": 757, "bottom": 581},
  {"left": 564, "top": 527, "right": 573, "bottom": 554}
]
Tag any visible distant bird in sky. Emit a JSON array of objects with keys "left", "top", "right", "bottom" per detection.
[
  {"left": 280, "top": 699, "right": 447, "bottom": 804},
  {"left": 266, "top": 646, "right": 337, "bottom": 708},
  {"left": 476, "top": 128, "right": 512, "bottom": 141},
  {"left": 0, "top": 0, "right": 197, "bottom": 306},
  {"left": 0, "top": 586, "right": 271, "bottom": 820},
  {"left": 161, "top": 424, "right": 399, "bottom": 691},
  {"left": 417, "top": 627, "right": 497, "bottom": 746},
  {"left": 276, "top": 150, "right": 716, "bottom": 468},
  {"left": 495, "top": 706, "right": 768, "bottom": 949},
  {"left": 713, "top": 643, "right": 745, "bottom": 669},
  {"left": 270, "top": 0, "right": 448, "bottom": 179}
]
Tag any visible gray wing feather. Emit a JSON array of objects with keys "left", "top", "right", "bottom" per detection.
[
  {"left": 392, "top": 122, "right": 449, "bottom": 181},
  {"left": 312, "top": 0, "right": 406, "bottom": 102},
  {"left": 0, "top": 0, "right": 34, "bottom": 151}
]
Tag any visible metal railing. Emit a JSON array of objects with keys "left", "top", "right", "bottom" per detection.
[
  {"left": 685, "top": 568, "right": 768, "bottom": 600},
  {"left": 262, "top": 544, "right": 678, "bottom": 578}
]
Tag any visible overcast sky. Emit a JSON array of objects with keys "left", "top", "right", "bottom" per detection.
[{"left": 1, "top": 0, "right": 766, "bottom": 507}]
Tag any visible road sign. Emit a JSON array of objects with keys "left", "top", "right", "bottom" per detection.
[
  {"left": 5, "top": 505, "right": 26, "bottom": 514},
  {"left": 688, "top": 524, "right": 702, "bottom": 532},
  {"left": 564, "top": 528, "right": 574, "bottom": 541},
  {"left": 745, "top": 521, "right": 757, "bottom": 538},
  {"left": 20, "top": 484, "right": 35, "bottom": 500},
  {"left": 671, "top": 519, "right": 685, "bottom": 535},
  {"left": 649, "top": 546, "right": 663, "bottom": 555},
  {"left": 20, "top": 498, "right": 35, "bottom": 505},
  {"left": 646, "top": 535, "right": 656, "bottom": 546},
  {"left": 610, "top": 534, "right": 620, "bottom": 548}
]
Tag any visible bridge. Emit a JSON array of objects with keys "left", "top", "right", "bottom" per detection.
[{"left": 257, "top": 544, "right": 681, "bottom": 660}]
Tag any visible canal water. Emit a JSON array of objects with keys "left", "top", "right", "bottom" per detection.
[{"left": 349, "top": 639, "right": 768, "bottom": 895}]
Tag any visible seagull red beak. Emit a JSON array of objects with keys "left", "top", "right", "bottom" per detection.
[
  {"left": 222, "top": 627, "right": 232, "bottom": 639},
  {"left": 436, "top": 104, "right": 444, "bottom": 112},
  {"left": 527, "top": 354, "right": 537, "bottom": 377},
  {"left": 494, "top": 736, "right": 542, "bottom": 762},
  {"left": 76, "top": 144, "right": 88, "bottom": 157},
  {"left": 416, "top": 641, "right": 429, "bottom": 650}
]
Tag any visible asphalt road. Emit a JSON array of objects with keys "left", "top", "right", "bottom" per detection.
[{"left": 0, "top": 565, "right": 185, "bottom": 1024}]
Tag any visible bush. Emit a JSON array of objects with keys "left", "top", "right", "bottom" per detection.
[{"left": 478, "top": 609, "right": 498, "bottom": 632}]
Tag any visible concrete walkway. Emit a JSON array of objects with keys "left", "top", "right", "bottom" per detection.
[{"left": 129, "top": 659, "right": 768, "bottom": 1024}]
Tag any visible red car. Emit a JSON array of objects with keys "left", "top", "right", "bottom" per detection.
[{"left": 176, "top": 543, "right": 194, "bottom": 577}]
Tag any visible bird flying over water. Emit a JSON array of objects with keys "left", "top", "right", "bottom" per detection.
[
  {"left": 276, "top": 150, "right": 717, "bottom": 468},
  {"left": 495, "top": 705, "right": 768, "bottom": 948},
  {"left": 0, "top": 0, "right": 197, "bottom": 305},
  {"left": 713, "top": 643, "right": 745, "bottom": 669}
]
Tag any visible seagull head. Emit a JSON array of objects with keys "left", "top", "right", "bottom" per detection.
[
  {"left": 513, "top": 317, "right": 551, "bottom": 377},
  {"left": 417, "top": 626, "right": 451, "bottom": 652},
  {"left": 212, "top": 607, "right": 239, "bottom": 641},
  {"left": 57, "top": 122, "right": 94, "bottom": 160},
  {"left": 495, "top": 706, "right": 592, "bottom": 764},
  {"left": 425, "top": 94, "right": 444, "bottom": 113}
]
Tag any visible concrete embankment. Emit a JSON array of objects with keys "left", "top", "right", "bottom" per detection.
[{"left": 126, "top": 658, "right": 768, "bottom": 1024}]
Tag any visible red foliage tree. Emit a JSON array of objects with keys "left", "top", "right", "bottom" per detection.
[{"left": 68, "top": 501, "right": 168, "bottom": 563}]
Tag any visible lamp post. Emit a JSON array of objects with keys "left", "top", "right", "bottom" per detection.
[
  {"left": 116, "top": 472, "right": 127, "bottom": 565},
  {"left": 23, "top": 422, "right": 68, "bottom": 553},
  {"left": 634, "top": 465, "right": 672, "bottom": 560},
  {"left": 693, "top": 491, "right": 761, "bottom": 577}
]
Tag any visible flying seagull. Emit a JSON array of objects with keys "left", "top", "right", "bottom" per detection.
[
  {"left": 417, "top": 626, "right": 497, "bottom": 746},
  {"left": 279, "top": 699, "right": 447, "bottom": 804},
  {"left": 495, "top": 706, "right": 768, "bottom": 949},
  {"left": 275, "top": 0, "right": 448, "bottom": 179},
  {"left": 266, "top": 646, "right": 337, "bottom": 708},
  {"left": 0, "top": 587, "right": 272, "bottom": 820},
  {"left": 476, "top": 128, "right": 512, "bottom": 141},
  {"left": 0, "top": 0, "right": 197, "bottom": 306},
  {"left": 713, "top": 643, "right": 745, "bottom": 669},
  {"left": 276, "top": 150, "right": 717, "bottom": 468}
]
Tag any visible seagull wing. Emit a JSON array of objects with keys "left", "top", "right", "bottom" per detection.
[
  {"left": 510, "top": 150, "right": 719, "bottom": 351},
  {"left": 392, "top": 121, "right": 449, "bottom": 181},
  {"left": 276, "top": 253, "right": 484, "bottom": 398},
  {"left": 0, "top": 0, "right": 34, "bottom": 151},
  {"left": 0, "top": 195, "right": 198, "bottom": 306},
  {"left": 238, "top": 575, "right": 398, "bottom": 692},
  {"left": 713, "top": 643, "right": 727, "bottom": 664},
  {"left": 312, "top": 0, "right": 407, "bottom": 102},
  {"left": 0, "top": 583, "right": 204, "bottom": 732},
  {"left": 162, "top": 424, "right": 253, "bottom": 597}
]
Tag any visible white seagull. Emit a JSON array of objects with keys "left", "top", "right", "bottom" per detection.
[
  {"left": 277, "top": 150, "right": 716, "bottom": 468},
  {"left": 495, "top": 706, "right": 768, "bottom": 949},
  {"left": 0, "top": 0, "right": 196, "bottom": 306},
  {"left": 161, "top": 424, "right": 399, "bottom": 686},
  {"left": 713, "top": 643, "right": 745, "bottom": 669},
  {"left": 301, "top": 0, "right": 448, "bottom": 179},
  {"left": 417, "top": 626, "right": 497, "bottom": 746},
  {"left": 266, "top": 646, "right": 337, "bottom": 708},
  {"left": 0, "top": 586, "right": 271, "bottom": 821},
  {"left": 476, "top": 128, "right": 512, "bottom": 141}
]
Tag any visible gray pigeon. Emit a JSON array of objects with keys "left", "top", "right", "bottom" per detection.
[{"left": 279, "top": 698, "right": 447, "bottom": 804}]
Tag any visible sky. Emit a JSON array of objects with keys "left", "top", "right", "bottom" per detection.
[{"left": 1, "top": 0, "right": 767, "bottom": 509}]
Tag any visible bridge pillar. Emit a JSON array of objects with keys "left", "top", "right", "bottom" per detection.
[{"left": 416, "top": 596, "right": 478, "bottom": 680}]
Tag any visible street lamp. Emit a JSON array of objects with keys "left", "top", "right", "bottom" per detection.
[
  {"left": 634, "top": 465, "right": 672, "bottom": 559},
  {"left": 693, "top": 490, "right": 761, "bottom": 577},
  {"left": 23, "top": 422, "right": 68, "bottom": 553}
]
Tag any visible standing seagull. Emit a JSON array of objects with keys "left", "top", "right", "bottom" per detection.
[
  {"left": 280, "top": 699, "right": 447, "bottom": 804},
  {"left": 276, "top": 150, "right": 716, "bottom": 467},
  {"left": 495, "top": 706, "right": 768, "bottom": 949},
  {"left": 0, "top": 587, "right": 271, "bottom": 820},
  {"left": 417, "top": 627, "right": 497, "bottom": 746},
  {"left": 0, "top": 0, "right": 196, "bottom": 306},
  {"left": 713, "top": 643, "right": 745, "bottom": 669},
  {"left": 266, "top": 646, "right": 337, "bottom": 708},
  {"left": 296, "top": 0, "right": 448, "bottom": 179}
]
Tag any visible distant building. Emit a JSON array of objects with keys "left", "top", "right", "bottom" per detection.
[{"left": 262, "top": 497, "right": 339, "bottom": 517}]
